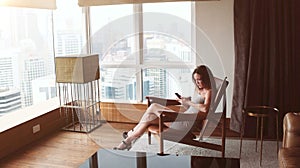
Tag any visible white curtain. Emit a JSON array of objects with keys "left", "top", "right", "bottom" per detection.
[
  {"left": 0, "top": 0, "right": 56, "bottom": 9},
  {"left": 78, "top": 0, "right": 217, "bottom": 6}
]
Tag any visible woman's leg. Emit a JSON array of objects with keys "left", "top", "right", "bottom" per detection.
[
  {"left": 115, "top": 103, "right": 171, "bottom": 149},
  {"left": 127, "top": 103, "right": 170, "bottom": 137},
  {"left": 115, "top": 116, "right": 160, "bottom": 149},
  {"left": 126, "top": 117, "right": 159, "bottom": 142}
]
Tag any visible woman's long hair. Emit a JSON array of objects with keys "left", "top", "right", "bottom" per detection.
[{"left": 192, "top": 65, "right": 217, "bottom": 95}]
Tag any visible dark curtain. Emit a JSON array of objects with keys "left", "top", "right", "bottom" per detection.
[{"left": 230, "top": 0, "right": 300, "bottom": 138}]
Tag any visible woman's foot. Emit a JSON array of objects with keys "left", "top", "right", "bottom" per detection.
[
  {"left": 113, "top": 140, "right": 132, "bottom": 151},
  {"left": 122, "top": 129, "right": 134, "bottom": 139},
  {"left": 122, "top": 132, "right": 128, "bottom": 139}
]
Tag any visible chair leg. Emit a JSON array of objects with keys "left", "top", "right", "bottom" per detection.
[
  {"left": 158, "top": 135, "right": 164, "bottom": 155},
  {"left": 221, "top": 117, "right": 226, "bottom": 158},
  {"left": 158, "top": 116, "right": 164, "bottom": 155},
  {"left": 148, "top": 131, "right": 151, "bottom": 144}
]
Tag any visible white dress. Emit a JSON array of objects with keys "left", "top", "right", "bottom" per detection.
[
  {"left": 140, "top": 93, "right": 205, "bottom": 131},
  {"left": 170, "top": 93, "right": 205, "bottom": 131}
]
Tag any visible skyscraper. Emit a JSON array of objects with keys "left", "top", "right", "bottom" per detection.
[
  {"left": 55, "top": 31, "right": 83, "bottom": 56},
  {"left": 21, "top": 58, "right": 46, "bottom": 107},
  {"left": 0, "top": 56, "right": 14, "bottom": 88},
  {"left": 0, "top": 88, "right": 21, "bottom": 116}
]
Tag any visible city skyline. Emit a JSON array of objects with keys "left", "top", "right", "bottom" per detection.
[{"left": 0, "top": 3, "right": 196, "bottom": 117}]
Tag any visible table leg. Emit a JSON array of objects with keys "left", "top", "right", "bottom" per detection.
[
  {"left": 260, "top": 117, "right": 264, "bottom": 166},
  {"left": 256, "top": 117, "right": 259, "bottom": 152},
  {"left": 276, "top": 114, "right": 279, "bottom": 153},
  {"left": 89, "top": 152, "right": 98, "bottom": 168},
  {"left": 239, "top": 112, "right": 246, "bottom": 158}
]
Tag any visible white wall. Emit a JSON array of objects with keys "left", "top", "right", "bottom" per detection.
[{"left": 195, "top": 0, "right": 234, "bottom": 117}]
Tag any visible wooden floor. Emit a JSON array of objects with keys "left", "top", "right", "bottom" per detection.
[
  {"left": 0, "top": 122, "right": 239, "bottom": 168},
  {"left": 0, "top": 122, "right": 135, "bottom": 168}
]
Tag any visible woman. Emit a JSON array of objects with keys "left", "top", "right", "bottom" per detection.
[{"left": 113, "top": 65, "right": 216, "bottom": 150}]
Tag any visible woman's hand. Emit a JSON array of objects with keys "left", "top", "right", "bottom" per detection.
[
  {"left": 181, "top": 97, "right": 191, "bottom": 106},
  {"left": 177, "top": 96, "right": 191, "bottom": 108}
]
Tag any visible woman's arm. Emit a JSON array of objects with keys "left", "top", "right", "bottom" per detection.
[
  {"left": 177, "top": 96, "right": 191, "bottom": 110},
  {"left": 181, "top": 89, "right": 212, "bottom": 113}
]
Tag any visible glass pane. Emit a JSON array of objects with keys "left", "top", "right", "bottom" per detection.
[
  {"left": 143, "top": 32, "right": 192, "bottom": 62},
  {"left": 90, "top": 5, "right": 135, "bottom": 64},
  {"left": 143, "top": 2, "right": 192, "bottom": 63},
  {"left": 53, "top": 0, "right": 86, "bottom": 56},
  {"left": 143, "top": 68, "right": 194, "bottom": 100},
  {"left": 0, "top": 7, "right": 54, "bottom": 116},
  {"left": 100, "top": 68, "right": 136, "bottom": 101}
]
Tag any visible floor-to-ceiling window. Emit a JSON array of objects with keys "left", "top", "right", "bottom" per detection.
[
  {"left": 0, "top": 6, "right": 54, "bottom": 117},
  {"left": 0, "top": 1, "right": 197, "bottom": 118},
  {"left": 0, "top": 0, "right": 86, "bottom": 118},
  {"left": 90, "top": 2, "right": 195, "bottom": 102},
  {"left": 142, "top": 2, "right": 194, "bottom": 101},
  {"left": 53, "top": 0, "right": 87, "bottom": 56},
  {"left": 90, "top": 4, "right": 136, "bottom": 102}
]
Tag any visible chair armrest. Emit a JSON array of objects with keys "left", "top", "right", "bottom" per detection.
[
  {"left": 159, "top": 111, "right": 201, "bottom": 122},
  {"left": 145, "top": 96, "right": 181, "bottom": 106}
]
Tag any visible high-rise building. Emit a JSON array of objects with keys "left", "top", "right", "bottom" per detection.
[
  {"left": 143, "top": 68, "right": 166, "bottom": 98},
  {"left": 100, "top": 68, "right": 137, "bottom": 100},
  {"left": 0, "top": 56, "right": 14, "bottom": 88},
  {"left": 21, "top": 58, "right": 46, "bottom": 107},
  {"left": 0, "top": 88, "right": 21, "bottom": 116},
  {"left": 55, "top": 31, "right": 83, "bottom": 56}
]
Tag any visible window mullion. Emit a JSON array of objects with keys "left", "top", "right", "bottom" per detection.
[
  {"left": 84, "top": 7, "right": 90, "bottom": 54},
  {"left": 134, "top": 4, "right": 143, "bottom": 102},
  {"left": 191, "top": 2, "right": 198, "bottom": 66}
]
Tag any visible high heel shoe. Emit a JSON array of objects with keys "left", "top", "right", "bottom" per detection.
[
  {"left": 113, "top": 140, "right": 132, "bottom": 151},
  {"left": 122, "top": 132, "right": 128, "bottom": 139},
  {"left": 122, "top": 129, "right": 134, "bottom": 139}
]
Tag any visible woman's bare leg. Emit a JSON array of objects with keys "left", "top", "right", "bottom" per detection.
[
  {"left": 115, "top": 103, "right": 170, "bottom": 149},
  {"left": 127, "top": 103, "right": 169, "bottom": 137},
  {"left": 115, "top": 116, "right": 159, "bottom": 149}
]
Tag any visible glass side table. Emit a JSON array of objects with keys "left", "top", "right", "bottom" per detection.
[
  {"left": 80, "top": 149, "right": 240, "bottom": 168},
  {"left": 239, "top": 106, "right": 279, "bottom": 166}
]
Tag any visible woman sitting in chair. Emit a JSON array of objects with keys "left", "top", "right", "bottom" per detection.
[{"left": 113, "top": 65, "right": 216, "bottom": 150}]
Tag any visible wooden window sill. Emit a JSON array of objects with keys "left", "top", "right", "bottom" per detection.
[{"left": 0, "top": 97, "right": 60, "bottom": 133}]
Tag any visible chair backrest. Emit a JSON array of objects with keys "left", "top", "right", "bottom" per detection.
[
  {"left": 209, "top": 77, "right": 229, "bottom": 114},
  {"left": 196, "top": 77, "right": 228, "bottom": 139},
  {"left": 146, "top": 77, "right": 228, "bottom": 116}
]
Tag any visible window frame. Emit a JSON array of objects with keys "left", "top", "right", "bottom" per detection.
[{"left": 88, "top": 3, "right": 197, "bottom": 102}]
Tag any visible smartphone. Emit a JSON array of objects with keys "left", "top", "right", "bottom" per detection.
[{"left": 175, "top": 93, "right": 182, "bottom": 99}]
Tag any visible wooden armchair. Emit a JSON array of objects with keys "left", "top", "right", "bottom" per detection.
[{"left": 146, "top": 77, "right": 229, "bottom": 157}]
